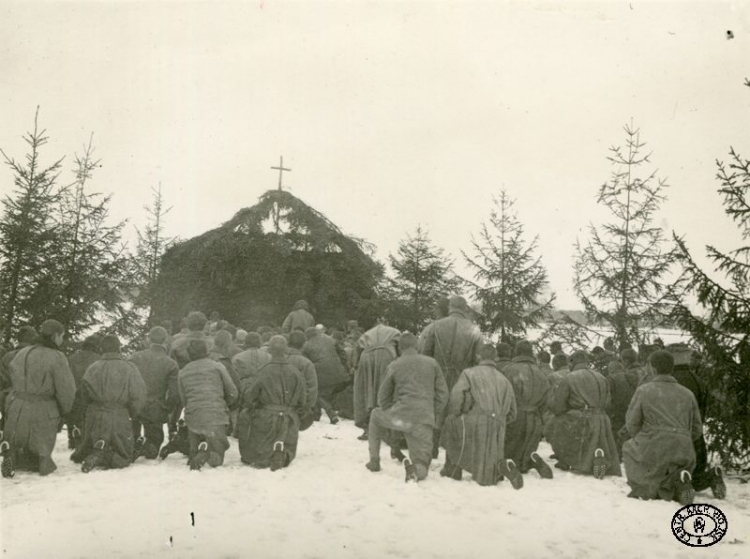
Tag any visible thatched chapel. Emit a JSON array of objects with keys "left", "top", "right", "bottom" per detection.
[{"left": 153, "top": 190, "right": 383, "bottom": 330}]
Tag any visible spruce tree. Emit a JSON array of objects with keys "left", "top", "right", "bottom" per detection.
[
  {"left": 53, "top": 135, "right": 130, "bottom": 338},
  {"left": 463, "top": 189, "right": 554, "bottom": 341},
  {"left": 386, "top": 225, "right": 460, "bottom": 332},
  {"left": 132, "top": 182, "right": 174, "bottom": 324},
  {"left": 674, "top": 83, "right": 750, "bottom": 465},
  {"left": 574, "top": 122, "right": 684, "bottom": 349},
  {"left": 0, "top": 108, "right": 63, "bottom": 342}
]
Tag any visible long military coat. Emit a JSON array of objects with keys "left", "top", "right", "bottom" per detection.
[
  {"left": 546, "top": 364, "right": 621, "bottom": 476},
  {"left": 502, "top": 355, "right": 549, "bottom": 472},
  {"left": 622, "top": 375, "right": 702, "bottom": 500},
  {"left": 4, "top": 345, "right": 76, "bottom": 474},
  {"left": 353, "top": 325, "right": 400, "bottom": 429},
  {"left": 73, "top": 353, "right": 147, "bottom": 469},
  {"left": 441, "top": 361, "right": 517, "bottom": 485}
]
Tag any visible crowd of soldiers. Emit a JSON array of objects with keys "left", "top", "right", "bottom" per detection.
[{"left": 0, "top": 295, "right": 727, "bottom": 506}]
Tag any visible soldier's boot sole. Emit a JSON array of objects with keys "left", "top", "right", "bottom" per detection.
[
  {"left": 189, "top": 442, "right": 209, "bottom": 471},
  {"left": 530, "top": 452, "right": 554, "bottom": 479},
  {"left": 38, "top": 456, "right": 57, "bottom": 476},
  {"left": 502, "top": 459, "right": 524, "bottom": 490},
  {"left": 270, "top": 442, "right": 285, "bottom": 472},
  {"left": 68, "top": 426, "right": 82, "bottom": 451},
  {"left": 159, "top": 445, "right": 173, "bottom": 460},
  {"left": 710, "top": 466, "right": 727, "bottom": 500},
  {"left": 132, "top": 436, "right": 145, "bottom": 461},
  {"left": 0, "top": 441, "right": 15, "bottom": 479},
  {"left": 593, "top": 448, "right": 608, "bottom": 480},
  {"left": 82, "top": 440, "right": 106, "bottom": 473},
  {"left": 676, "top": 470, "right": 696, "bottom": 505},
  {"left": 365, "top": 460, "right": 381, "bottom": 472},
  {"left": 404, "top": 459, "right": 418, "bottom": 483},
  {"left": 142, "top": 443, "right": 159, "bottom": 460},
  {"left": 207, "top": 452, "right": 222, "bottom": 468}
]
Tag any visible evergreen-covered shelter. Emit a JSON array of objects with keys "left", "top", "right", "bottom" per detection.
[{"left": 153, "top": 190, "right": 383, "bottom": 330}]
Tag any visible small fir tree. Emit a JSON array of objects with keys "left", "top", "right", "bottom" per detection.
[
  {"left": 574, "top": 122, "right": 685, "bottom": 349},
  {"left": 132, "top": 182, "right": 175, "bottom": 325},
  {"left": 0, "top": 108, "right": 64, "bottom": 342},
  {"left": 463, "top": 189, "right": 555, "bottom": 341},
  {"left": 53, "top": 135, "right": 130, "bottom": 339},
  {"left": 385, "top": 225, "right": 461, "bottom": 332}
]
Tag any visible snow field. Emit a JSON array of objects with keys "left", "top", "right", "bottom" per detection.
[{"left": 1, "top": 420, "right": 748, "bottom": 559}]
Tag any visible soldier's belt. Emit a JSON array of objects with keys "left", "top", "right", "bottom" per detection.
[{"left": 13, "top": 392, "right": 55, "bottom": 402}]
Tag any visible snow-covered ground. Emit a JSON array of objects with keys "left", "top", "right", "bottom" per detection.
[{"left": 1, "top": 420, "right": 748, "bottom": 559}]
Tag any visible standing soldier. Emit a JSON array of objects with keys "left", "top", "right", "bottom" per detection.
[
  {"left": 1, "top": 320, "right": 76, "bottom": 477},
  {"left": 282, "top": 300, "right": 315, "bottom": 334},
  {"left": 353, "top": 320, "right": 400, "bottom": 440},
  {"left": 421, "top": 296, "right": 481, "bottom": 457},
  {"left": 129, "top": 327, "right": 180, "bottom": 459},
  {"left": 421, "top": 296, "right": 482, "bottom": 390},
  {"left": 417, "top": 296, "right": 449, "bottom": 353}
]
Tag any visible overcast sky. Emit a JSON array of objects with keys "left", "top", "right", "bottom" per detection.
[{"left": 1, "top": 1, "right": 748, "bottom": 308}]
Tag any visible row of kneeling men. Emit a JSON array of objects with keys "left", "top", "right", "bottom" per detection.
[
  {"left": 0, "top": 310, "right": 728, "bottom": 507},
  {"left": 0, "top": 318, "right": 315, "bottom": 475}
]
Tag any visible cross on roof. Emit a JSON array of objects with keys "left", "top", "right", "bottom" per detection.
[{"left": 271, "top": 156, "right": 291, "bottom": 191}]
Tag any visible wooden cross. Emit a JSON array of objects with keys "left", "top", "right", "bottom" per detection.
[
  {"left": 271, "top": 156, "right": 291, "bottom": 191},
  {"left": 270, "top": 156, "right": 291, "bottom": 234}
]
